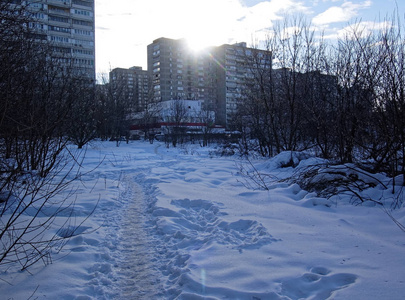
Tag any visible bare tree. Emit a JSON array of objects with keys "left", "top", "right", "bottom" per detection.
[
  {"left": 330, "top": 23, "right": 376, "bottom": 163},
  {"left": 95, "top": 73, "right": 133, "bottom": 146},
  {"left": 67, "top": 79, "right": 97, "bottom": 149},
  {"left": 164, "top": 100, "right": 188, "bottom": 147},
  {"left": 377, "top": 14, "right": 405, "bottom": 183},
  {"left": 138, "top": 79, "right": 161, "bottom": 143},
  {"left": 0, "top": 1, "right": 94, "bottom": 272},
  {"left": 237, "top": 41, "right": 275, "bottom": 156},
  {"left": 328, "top": 15, "right": 405, "bottom": 176},
  {"left": 239, "top": 16, "right": 329, "bottom": 157},
  {"left": 195, "top": 102, "right": 215, "bottom": 147}
]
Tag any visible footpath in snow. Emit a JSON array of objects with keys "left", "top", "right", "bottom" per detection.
[{"left": 1, "top": 141, "right": 404, "bottom": 299}]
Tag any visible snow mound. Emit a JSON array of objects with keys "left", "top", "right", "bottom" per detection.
[
  {"left": 280, "top": 267, "right": 357, "bottom": 299},
  {"left": 265, "top": 151, "right": 314, "bottom": 170}
]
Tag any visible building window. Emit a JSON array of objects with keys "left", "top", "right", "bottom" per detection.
[
  {"left": 74, "top": 58, "right": 94, "bottom": 66},
  {"left": 29, "top": 22, "right": 44, "bottom": 30},
  {"left": 49, "top": 25, "right": 71, "bottom": 34},
  {"left": 53, "top": 0, "right": 71, "bottom": 4},
  {"left": 73, "top": 39, "right": 94, "bottom": 46},
  {"left": 49, "top": 6, "right": 70, "bottom": 14},
  {"left": 53, "top": 47, "right": 71, "bottom": 54},
  {"left": 72, "top": 0, "right": 93, "bottom": 7},
  {"left": 72, "top": 19, "right": 93, "bottom": 27},
  {"left": 49, "top": 15, "right": 69, "bottom": 23},
  {"left": 73, "top": 49, "right": 94, "bottom": 55},
  {"left": 28, "top": 3, "right": 44, "bottom": 9},
  {"left": 74, "top": 9, "right": 91, "bottom": 17},
  {"left": 74, "top": 29, "right": 92, "bottom": 36},
  {"left": 50, "top": 35, "right": 70, "bottom": 43},
  {"left": 32, "top": 12, "right": 45, "bottom": 20}
]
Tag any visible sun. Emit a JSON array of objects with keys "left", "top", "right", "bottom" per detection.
[{"left": 186, "top": 37, "right": 211, "bottom": 52}]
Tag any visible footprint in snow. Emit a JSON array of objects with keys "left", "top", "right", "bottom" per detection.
[{"left": 164, "top": 198, "right": 278, "bottom": 251}]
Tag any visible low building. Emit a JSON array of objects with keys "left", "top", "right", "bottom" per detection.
[{"left": 129, "top": 99, "right": 220, "bottom": 139}]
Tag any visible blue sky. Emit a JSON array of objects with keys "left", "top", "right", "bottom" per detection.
[{"left": 95, "top": 0, "right": 404, "bottom": 78}]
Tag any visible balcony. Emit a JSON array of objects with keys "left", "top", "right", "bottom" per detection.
[
  {"left": 47, "top": 0, "right": 71, "bottom": 6},
  {"left": 48, "top": 5, "right": 70, "bottom": 16},
  {"left": 72, "top": 0, "right": 94, "bottom": 9}
]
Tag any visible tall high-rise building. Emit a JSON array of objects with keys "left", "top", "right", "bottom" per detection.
[
  {"left": 147, "top": 37, "right": 271, "bottom": 128},
  {"left": 147, "top": 37, "right": 215, "bottom": 103},
  {"left": 211, "top": 42, "right": 273, "bottom": 127},
  {"left": 25, "top": 0, "right": 95, "bottom": 80}
]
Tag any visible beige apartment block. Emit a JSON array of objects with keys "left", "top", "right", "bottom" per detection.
[{"left": 24, "top": 0, "right": 95, "bottom": 80}]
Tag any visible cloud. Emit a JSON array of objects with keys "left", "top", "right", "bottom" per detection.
[
  {"left": 336, "top": 20, "right": 392, "bottom": 38},
  {"left": 312, "top": 1, "right": 372, "bottom": 26},
  {"left": 320, "top": 20, "right": 392, "bottom": 41},
  {"left": 228, "top": 0, "right": 311, "bottom": 42}
]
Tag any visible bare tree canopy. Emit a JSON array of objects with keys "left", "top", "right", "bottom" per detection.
[
  {"left": 0, "top": 1, "right": 95, "bottom": 272},
  {"left": 234, "top": 13, "right": 405, "bottom": 181}
]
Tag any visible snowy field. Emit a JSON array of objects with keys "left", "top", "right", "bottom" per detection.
[{"left": 1, "top": 140, "right": 405, "bottom": 299}]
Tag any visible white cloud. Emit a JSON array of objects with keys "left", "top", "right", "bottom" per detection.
[
  {"left": 312, "top": 1, "right": 372, "bottom": 26},
  {"left": 336, "top": 20, "right": 393, "bottom": 39},
  {"left": 319, "top": 20, "right": 392, "bottom": 41}
]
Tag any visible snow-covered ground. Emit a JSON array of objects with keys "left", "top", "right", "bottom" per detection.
[{"left": 1, "top": 141, "right": 405, "bottom": 299}]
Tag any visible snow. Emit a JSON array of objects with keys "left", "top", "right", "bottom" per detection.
[{"left": 1, "top": 141, "right": 405, "bottom": 299}]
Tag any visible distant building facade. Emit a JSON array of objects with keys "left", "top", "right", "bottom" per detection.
[
  {"left": 23, "top": 0, "right": 96, "bottom": 81},
  {"left": 210, "top": 42, "right": 272, "bottom": 127},
  {"left": 147, "top": 38, "right": 215, "bottom": 103},
  {"left": 147, "top": 37, "right": 272, "bottom": 128},
  {"left": 109, "top": 66, "right": 150, "bottom": 112}
]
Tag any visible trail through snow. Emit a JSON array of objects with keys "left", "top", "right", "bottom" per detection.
[{"left": 115, "top": 174, "right": 162, "bottom": 299}]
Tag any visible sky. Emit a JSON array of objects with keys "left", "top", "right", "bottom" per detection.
[{"left": 95, "top": 0, "right": 404, "bottom": 78}]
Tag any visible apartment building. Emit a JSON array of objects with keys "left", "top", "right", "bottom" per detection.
[
  {"left": 25, "top": 0, "right": 95, "bottom": 80},
  {"left": 109, "top": 66, "right": 150, "bottom": 112},
  {"left": 210, "top": 42, "right": 266, "bottom": 127},
  {"left": 147, "top": 38, "right": 215, "bottom": 103},
  {"left": 147, "top": 37, "right": 272, "bottom": 128}
]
